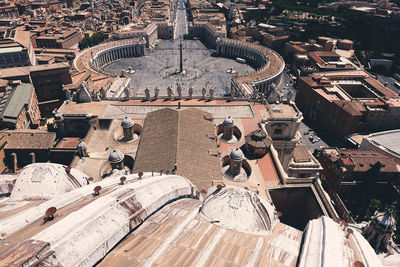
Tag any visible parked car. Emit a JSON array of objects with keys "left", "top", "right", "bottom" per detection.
[{"left": 312, "top": 137, "right": 321, "bottom": 143}]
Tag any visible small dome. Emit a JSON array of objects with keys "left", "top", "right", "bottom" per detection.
[
  {"left": 245, "top": 129, "right": 273, "bottom": 148},
  {"left": 271, "top": 104, "right": 281, "bottom": 113},
  {"left": 10, "top": 163, "right": 89, "bottom": 201},
  {"left": 374, "top": 211, "right": 396, "bottom": 230},
  {"left": 223, "top": 116, "right": 234, "bottom": 127},
  {"left": 201, "top": 186, "right": 278, "bottom": 233},
  {"left": 108, "top": 149, "right": 124, "bottom": 163},
  {"left": 230, "top": 148, "right": 243, "bottom": 161},
  {"left": 77, "top": 141, "right": 87, "bottom": 150},
  {"left": 121, "top": 117, "right": 134, "bottom": 128}
]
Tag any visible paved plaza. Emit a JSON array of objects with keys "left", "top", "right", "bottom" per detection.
[{"left": 103, "top": 39, "right": 255, "bottom": 97}]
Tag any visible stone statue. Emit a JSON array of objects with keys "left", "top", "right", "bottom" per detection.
[
  {"left": 278, "top": 92, "right": 283, "bottom": 103},
  {"left": 201, "top": 87, "right": 206, "bottom": 99},
  {"left": 78, "top": 81, "right": 92, "bottom": 103},
  {"left": 188, "top": 87, "right": 193, "bottom": 99},
  {"left": 154, "top": 87, "right": 159, "bottom": 99},
  {"left": 270, "top": 83, "right": 276, "bottom": 91},
  {"left": 253, "top": 89, "right": 258, "bottom": 100},
  {"left": 167, "top": 86, "right": 173, "bottom": 99},
  {"left": 209, "top": 88, "right": 214, "bottom": 101},
  {"left": 260, "top": 93, "right": 266, "bottom": 104},
  {"left": 144, "top": 88, "right": 150, "bottom": 101},
  {"left": 177, "top": 84, "right": 182, "bottom": 99},
  {"left": 94, "top": 91, "right": 101, "bottom": 101},
  {"left": 286, "top": 90, "right": 293, "bottom": 102},
  {"left": 65, "top": 89, "right": 71, "bottom": 100},
  {"left": 124, "top": 86, "right": 130, "bottom": 100}
]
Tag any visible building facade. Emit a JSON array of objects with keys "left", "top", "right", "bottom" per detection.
[
  {"left": 262, "top": 101, "right": 303, "bottom": 170},
  {"left": 317, "top": 147, "right": 400, "bottom": 195},
  {"left": 35, "top": 29, "right": 82, "bottom": 49},
  {"left": 0, "top": 82, "right": 40, "bottom": 130},
  {"left": 296, "top": 71, "right": 400, "bottom": 138}
]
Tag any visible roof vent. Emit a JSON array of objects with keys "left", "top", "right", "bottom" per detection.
[
  {"left": 42, "top": 207, "right": 57, "bottom": 225},
  {"left": 271, "top": 104, "right": 281, "bottom": 112},
  {"left": 93, "top": 186, "right": 101, "bottom": 196}
]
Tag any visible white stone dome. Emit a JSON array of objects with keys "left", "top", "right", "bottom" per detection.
[
  {"left": 108, "top": 149, "right": 124, "bottom": 163},
  {"left": 201, "top": 186, "right": 278, "bottom": 233},
  {"left": 229, "top": 148, "right": 243, "bottom": 161},
  {"left": 10, "top": 163, "right": 89, "bottom": 201},
  {"left": 121, "top": 117, "right": 134, "bottom": 128},
  {"left": 223, "top": 116, "right": 234, "bottom": 127}
]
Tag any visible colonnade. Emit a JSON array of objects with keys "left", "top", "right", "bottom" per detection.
[
  {"left": 91, "top": 43, "right": 146, "bottom": 70},
  {"left": 216, "top": 41, "right": 267, "bottom": 68},
  {"left": 216, "top": 38, "right": 284, "bottom": 98}
]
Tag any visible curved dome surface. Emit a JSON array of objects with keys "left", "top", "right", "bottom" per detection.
[
  {"left": 201, "top": 185, "right": 278, "bottom": 233},
  {"left": 121, "top": 117, "right": 134, "bottom": 128},
  {"left": 108, "top": 149, "right": 124, "bottom": 163},
  {"left": 229, "top": 148, "right": 243, "bottom": 161},
  {"left": 10, "top": 163, "right": 89, "bottom": 201}
]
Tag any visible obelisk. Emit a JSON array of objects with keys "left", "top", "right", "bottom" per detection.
[{"left": 179, "top": 39, "right": 183, "bottom": 73}]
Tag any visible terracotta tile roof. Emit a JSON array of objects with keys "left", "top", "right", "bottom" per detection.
[
  {"left": 308, "top": 52, "right": 324, "bottom": 65},
  {"left": 55, "top": 137, "right": 80, "bottom": 149},
  {"left": 5, "top": 131, "right": 56, "bottom": 150},
  {"left": 293, "top": 144, "right": 312, "bottom": 163},
  {"left": 0, "top": 63, "right": 69, "bottom": 79},
  {"left": 99, "top": 198, "right": 303, "bottom": 267},
  {"left": 333, "top": 100, "right": 365, "bottom": 116},
  {"left": 133, "top": 108, "right": 222, "bottom": 190},
  {"left": 339, "top": 149, "right": 399, "bottom": 172},
  {"left": 364, "top": 77, "right": 398, "bottom": 98}
]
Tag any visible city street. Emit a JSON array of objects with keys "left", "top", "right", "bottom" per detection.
[
  {"left": 298, "top": 121, "right": 328, "bottom": 153},
  {"left": 174, "top": 0, "right": 188, "bottom": 38}
]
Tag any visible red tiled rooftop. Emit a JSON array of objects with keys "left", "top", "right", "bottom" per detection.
[
  {"left": 364, "top": 77, "right": 398, "bottom": 98},
  {"left": 55, "top": 137, "right": 80, "bottom": 149}
]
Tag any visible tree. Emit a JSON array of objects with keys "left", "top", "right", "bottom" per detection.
[{"left": 79, "top": 33, "right": 108, "bottom": 50}]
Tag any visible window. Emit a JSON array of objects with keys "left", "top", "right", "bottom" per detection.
[{"left": 274, "top": 128, "right": 283, "bottom": 135}]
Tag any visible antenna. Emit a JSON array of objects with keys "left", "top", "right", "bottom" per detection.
[
  {"left": 42, "top": 207, "right": 57, "bottom": 225},
  {"left": 120, "top": 176, "right": 126, "bottom": 185},
  {"left": 138, "top": 172, "right": 143, "bottom": 179},
  {"left": 93, "top": 186, "right": 101, "bottom": 196}
]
